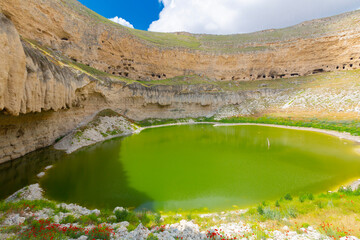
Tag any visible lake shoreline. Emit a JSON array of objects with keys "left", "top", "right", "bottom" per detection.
[
  {"left": 2, "top": 182, "right": 360, "bottom": 240},
  {"left": 54, "top": 114, "right": 360, "bottom": 155},
  {"left": 139, "top": 121, "right": 360, "bottom": 144}
]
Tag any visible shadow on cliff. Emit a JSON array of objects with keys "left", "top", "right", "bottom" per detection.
[{"left": 0, "top": 138, "right": 154, "bottom": 211}]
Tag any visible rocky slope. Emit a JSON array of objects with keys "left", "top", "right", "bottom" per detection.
[
  {"left": 0, "top": 0, "right": 360, "bottom": 163},
  {"left": 2, "top": 184, "right": 359, "bottom": 240},
  {"left": 1, "top": 0, "right": 360, "bottom": 82}
]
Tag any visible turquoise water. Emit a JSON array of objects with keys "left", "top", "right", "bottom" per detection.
[{"left": 39, "top": 125, "right": 360, "bottom": 211}]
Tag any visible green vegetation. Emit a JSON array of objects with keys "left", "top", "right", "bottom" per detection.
[
  {"left": 217, "top": 116, "right": 360, "bottom": 136},
  {"left": 136, "top": 117, "right": 201, "bottom": 127},
  {"left": 128, "top": 29, "right": 201, "bottom": 49},
  {"left": 0, "top": 200, "right": 63, "bottom": 214},
  {"left": 1, "top": 187, "right": 360, "bottom": 238},
  {"left": 68, "top": 61, "right": 110, "bottom": 77},
  {"left": 158, "top": 187, "right": 360, "bottom": 237},
  {"left": 138, "top": 69, "right": 360, "bottom": 93},
  {"left": 137, "top": 115, "right": 360, "bottom": 137}
]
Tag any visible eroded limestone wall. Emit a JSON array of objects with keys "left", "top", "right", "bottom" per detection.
[
  {"left": 1, "top": 0, "right": 360, "bottom": 83},
  {"left": 1, "top": 1, "right": 360, "bottom": 164}
]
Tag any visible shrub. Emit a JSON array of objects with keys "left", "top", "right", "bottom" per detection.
[
  {"left": 286, "top": 206, "right": 297, "bottom": 218},
  {"left": 257, "top": 205, "right": 264, "bottom": 215},
  {"left": 299, "top": 193, "right": 313, "bottom": 202},
  {"left": 154, "top": 213, "right": 161, "bottom": 225},
  {"left": 308, "top": 193, "right": 314, "bottom": 200},
  {"left": 299, "top": 194, "right": 307, "bottom": 203},
  {"left": 78, "top": 213, "right": 100, "bottom": 225},
  {"left": 284, "top": 193, "right": 293, "bottom": 201},
  {"left": 60, "top": 214, "right": 76, "bottom": 224},
  {"left": 302, "top": 223, "right": 310, "bottom": 228},
  {"left": 263, "top": 207, "right": 281, "bottom": 220},
  {"left": 139, "top": 212, "right": 151, "bottom": 226},
  {"left": 338, "top": 186, "right": 352, "bottom": 194},
  {"left": 115, "top": 209, "right": 139, "bottom": 224},
  {"left": 315, "top": 200, "right": 326, "bottom": 209}
]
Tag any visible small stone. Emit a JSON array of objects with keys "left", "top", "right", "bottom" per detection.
[
  {"left": 37, "top": 172, "right": 45, "bottom": 178},
  {"left": 90, "top": 209, "right": 100, "bottom": 216},
  {"left": 45, "top": 165, "right": 53, "bottom": 170},
  {"left": 113, "top": 206, "right": 125, "bottom": 213},
  {"left": 76, "top": 236, "right": 88, "bottom": 240},
  {"left": 53, "top": 215, "right": 60, "bottom": 224},
  {"left": 308, "top": 226, "right": 315, "bottom": 231},
  {"left": 4, "top": 214, "right": 25, "bottom": 225}
]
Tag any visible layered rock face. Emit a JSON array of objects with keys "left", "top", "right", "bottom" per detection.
[
  {"left": 0, "top": 13, "right": 26, "bottom": 116},
  {"left": 1, "top": 0, "right": 360, "bottom": 163},
  {"left": 1, "top": 0, "right": 360, "bottom": 82},
  {"left": 0, "top": 16, "right": 276, "bottom": 162},
  {"left": 0, "top": 12, "right": 90, "bottom": 116}
]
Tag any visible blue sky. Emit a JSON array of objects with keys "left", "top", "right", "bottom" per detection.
[
  {"left": 78, "top": 0, "right": 360, "bottom": 34},
  {"left": 78, "top": 0, "right": 163, "bottom": 31}
]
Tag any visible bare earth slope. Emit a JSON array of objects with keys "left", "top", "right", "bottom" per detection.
[{"left": 0, "top": 0, "right": 360, "bottom": 163}]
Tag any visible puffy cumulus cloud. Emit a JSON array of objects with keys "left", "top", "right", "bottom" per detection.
[
  {"left": 149, "top": 0, "right": 360, "bottom": 34},
  {"left": 109, "top": 16, "right": 134, "bottom": 29}
]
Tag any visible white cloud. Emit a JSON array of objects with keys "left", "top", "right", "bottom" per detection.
[
  {"left": 149, "top": 0, "right": 360, "bottom": 34},
  {"left": 109, "top": 16, "right": 134, "bottom": 29}
]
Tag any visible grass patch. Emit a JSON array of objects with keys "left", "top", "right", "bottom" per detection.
[
  {"left": 68, "top": 61, "right": 110, "bottom": 77},
  {"left": 137, "top": 114, "right": 360, "bottom": 137},
  {"left": 0, "top": 200, "right": 59, "bottom": 213},
  {"left": 128, "top": 29, "right": 201, "bottom": 50},
  {"left": 2, "top": 187, "right": 360, "bottom": 238},
  {"left": 114, "top": 209, "right": 158, "bottom": 229},
  {"left": 217, "top": 116, "right": 360, "bottom": 136}
]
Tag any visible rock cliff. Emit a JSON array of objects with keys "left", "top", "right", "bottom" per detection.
[
  {"left": 0, "top": 0, "right": 360, "bottom": 163},
  {"left": 1, "top": 0, "right": 360, "bottom": 82}
]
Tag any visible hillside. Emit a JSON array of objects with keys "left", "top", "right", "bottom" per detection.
[{"left": 0, "top": 0, "right": 360, "bottom": 162}]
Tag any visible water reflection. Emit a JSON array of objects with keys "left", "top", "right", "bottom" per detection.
[
  {"left": 2, "top": 125, "right": 360, "bottom": 212},
  {"left": 41, "top": 139, "right": 154, "bottom": 210}
]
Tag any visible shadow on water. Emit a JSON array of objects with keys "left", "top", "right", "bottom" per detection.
[
  {"left": 40, "top": 138, "right": 154, "bottom": 211},
  {"left": 0, "top": 138, "right": 154, "bottom": 211},
  {"left": 0, "top": 147, "right": 65, "bottom": 199},
  {"left": 2, "top": 125, "right": 360, "bottom": 212}
]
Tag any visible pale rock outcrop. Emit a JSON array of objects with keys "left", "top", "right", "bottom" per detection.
[
  {"left": 0, "top": 13, "right": 27, "bottom": 115},
  {"left": 6, "top": 183, "right": 44, "bottom": 202}
]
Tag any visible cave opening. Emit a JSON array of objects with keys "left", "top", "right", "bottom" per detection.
[{"left": 312, "top": 69, "right": 324, "bottom": 74}]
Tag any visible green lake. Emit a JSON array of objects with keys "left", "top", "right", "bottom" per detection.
[{"left": 35, "top": 124, "right": 360, "bottom": 211}]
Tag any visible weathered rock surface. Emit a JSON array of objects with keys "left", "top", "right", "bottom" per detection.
[
  {"left": 0, "top": 13, "right": 27, "bottom": 116},
  {"left": 54, "top": 111, "right": 139, "bottom": 153},
  {"left": 1, "top": 0, "right": 360, "bottom": 82},
  {"left": 6, "top": 183, "right": 44, "bottom": 202},
  {"left": 1, "top": 0, "right": 360, "bottom": 163}
]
